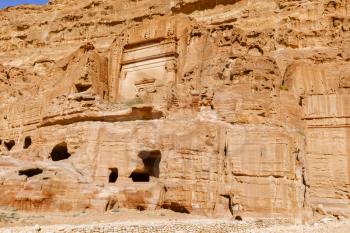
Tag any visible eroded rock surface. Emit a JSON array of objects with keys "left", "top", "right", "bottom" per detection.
[{"left": 0, "top": 0, "right": 349, "bottom": 222}]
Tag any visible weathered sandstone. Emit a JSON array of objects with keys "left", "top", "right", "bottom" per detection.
[{"left": 0, "top": 0, "right": 349, "bottom": 223}]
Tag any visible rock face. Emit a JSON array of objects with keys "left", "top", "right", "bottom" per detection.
[{"left": 0, "top": 0, "right": 349, "bottom": 222}]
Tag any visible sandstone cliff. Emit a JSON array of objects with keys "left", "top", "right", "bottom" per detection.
[{"left": 0, "top": 0, "right": 349, "bottom": 222}]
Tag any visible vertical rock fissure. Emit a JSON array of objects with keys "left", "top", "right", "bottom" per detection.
[{"left": 302, "top": 166, "right": 309, "bottom": 208}]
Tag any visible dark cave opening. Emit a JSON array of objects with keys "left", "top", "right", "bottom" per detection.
[
  {"left": 138, "top": 150, "right": 161, "bottom": 178},
  {"left": 109, "top": 168, "right": 119, "bottom": 183},
  {"left": 161, "top": 202, "right": 190, "bottom": 214},
  {"left": 23, "top": 136, "right": 32, "bottom": 149},
  {"left": 19, "top": 168, "right": 43, "bottom": 178},
  {"left": 129, "top": 171, "right": 150, "bottom": 182},
  {"left": 50, "top": 142, "right": 71, "bottom": 161},
  {"left": 129, "top": 150, "right": 162, "bottom": 182},
  {"left": 4, "top": 140, "right": 15, "bottom": 151}
]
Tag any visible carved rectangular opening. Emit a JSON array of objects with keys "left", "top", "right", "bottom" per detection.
[
  {"left": 138, "top": 150, "right": 161, "bottom": 178},
  {"left": 129, "top": 171, "right": 150, "bottom": 182},
  {"left": 119, "top": 41, "right": 177, "bottom": 103},
  {"left": 129, "top": 150, "right": 162, "bottom": 182}
]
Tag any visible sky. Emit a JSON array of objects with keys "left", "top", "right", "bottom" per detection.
[{"left": 0, "top": 0, "right": 48, "bottom": 9}]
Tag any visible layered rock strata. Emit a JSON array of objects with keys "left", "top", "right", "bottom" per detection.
[{"left": 0, "top": 0, "right": 349, "bottom": 222}]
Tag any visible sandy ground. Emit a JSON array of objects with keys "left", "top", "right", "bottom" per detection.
[
  {"left": 0, "top": 209, "right": 350, "bottom": 232},
  {"left": 0, "top": 208, "right": 209, "bottom": 228}
]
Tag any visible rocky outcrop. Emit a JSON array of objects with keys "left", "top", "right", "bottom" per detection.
[{"left": 0, "top": 0, "right": 349, "bottom": 222}]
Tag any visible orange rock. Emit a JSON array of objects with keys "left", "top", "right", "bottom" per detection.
[{"left": 0, "top": 0, "right": 349, "bottom": 222}]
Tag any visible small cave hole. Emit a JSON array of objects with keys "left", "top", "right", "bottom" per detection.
[
  {"left": 50, "top": 142, "right": 71, "bottom": 161},
  {"left": 4, "top": 140, "right": 15, "bottom": 151},
  {"left": 19, "top": 168, "right": 43, "bottom": 178},
  {"left": 235, "top": 215, "right": 243, "bottom": 221},
  {"left": 23, "top": 136, "right": 32, "bottom": 149},
  {"left": 299, "top": 96, "right": 304, "bottom": 107},
  {"left": 129, "top": 171, "right": 150, "bottom": 182},
  {"left": 137, "top": 206, "right": 145, "bottom": 211},
  {"left": 75, "top": 84, "right": 91, "bottom": 93},
  {"left": 109, "top": 168, "right": 118, "bottom": 183}
]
